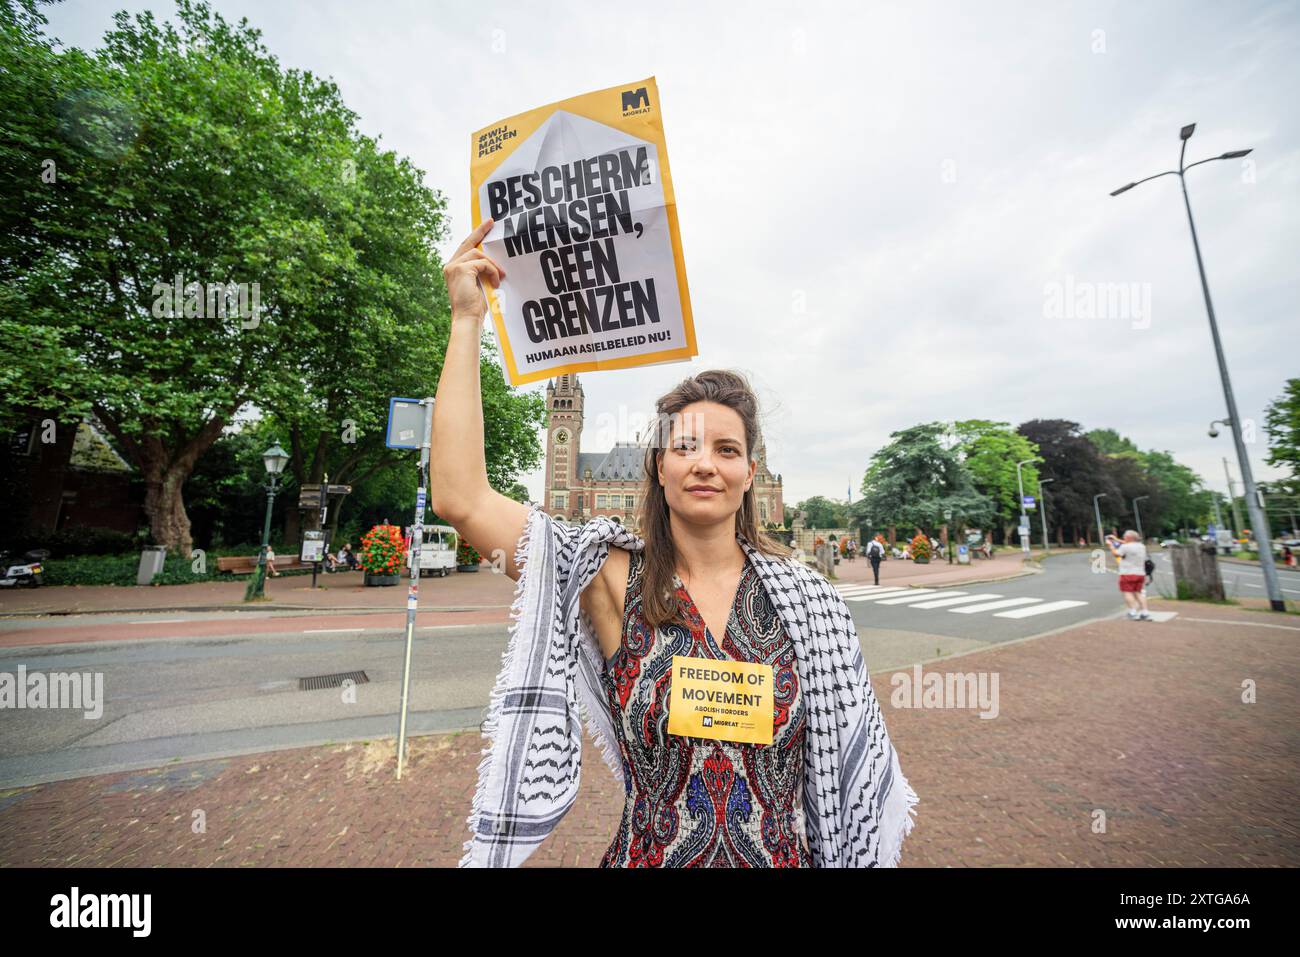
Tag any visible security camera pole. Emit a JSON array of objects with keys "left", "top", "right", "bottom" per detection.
[
  {"left": 1111, "top": 122, "right": 1285, "bottom": 611},
  {"left": 386, "top": 396, "right": 436, "bottom": 779}
]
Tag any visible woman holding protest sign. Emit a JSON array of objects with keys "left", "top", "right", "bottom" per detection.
[{"left": 430, "top": 219, "right": 917, "bottom": 868}]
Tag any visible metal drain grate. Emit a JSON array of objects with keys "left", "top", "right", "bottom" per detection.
[{"left": 298, "top": 670, "right": 370, "bottom": 691}]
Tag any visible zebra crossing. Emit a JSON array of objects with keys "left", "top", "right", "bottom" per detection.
[{"left": 834, "top": 583, "right": 1088, "bottom": 619}]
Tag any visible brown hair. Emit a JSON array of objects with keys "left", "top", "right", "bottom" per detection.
[{"left": 636, "top": 369, "right": 791, "bottom": 629}]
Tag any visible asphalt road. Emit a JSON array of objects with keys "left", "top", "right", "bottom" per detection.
[
  {"left": 848, "top": 550, "right": 1119, "bottom": 639},
  {"left": 4, "top": 550, "right": 1294, "bottom": 789}
]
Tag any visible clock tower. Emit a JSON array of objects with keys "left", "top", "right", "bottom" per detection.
[{"left": 544, "top": 374, "right": 584, "bottom": 513}]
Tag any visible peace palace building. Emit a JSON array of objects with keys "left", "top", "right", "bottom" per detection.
[{"left": 542, "top": 374, "right": 785, "bottom": 531}]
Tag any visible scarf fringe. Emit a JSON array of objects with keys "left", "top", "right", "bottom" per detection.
[
  {"left": 458, "top": 506, "right": 538, "bottom": 868},
  {"left": 877, "top": 751, "right": 920, "bottom": 867},
  {"left": 573, "top": 623, "right": 624, "bottom": 779}
]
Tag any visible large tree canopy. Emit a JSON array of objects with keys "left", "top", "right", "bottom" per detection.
[
  {"left": 952, "top": 419, "right": 1040, "bottom": 531},
  {"left": 1264, "top": 378, "right": 1300, "bottom": 500},
  {"left": 793, "top": 495, "right": 851, "bottom": 530},
  {"left": 0, "top": 0, "right": 542, "bottom": 554},
  {"left": 1016, "top": 419, "right": 1118, "bottom": 541},
  {"left": 857, "top": 423, "right": 993, "bottom": 534}
]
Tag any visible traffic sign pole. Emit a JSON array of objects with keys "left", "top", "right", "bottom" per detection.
[{"left": 396, "top": 397, "right": 434, "bottom": 780}]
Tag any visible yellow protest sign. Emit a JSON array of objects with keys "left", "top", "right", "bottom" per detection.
[
  {"left": 470, "top": 77, "right": 697, "bottom": 386},
  {"left": 666, "top": 656, "right": 774, "bottom": 746}
]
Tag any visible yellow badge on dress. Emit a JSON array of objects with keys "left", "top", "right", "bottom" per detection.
[{"left": 666, "top": 655, "right": 774, "bottom": 746}]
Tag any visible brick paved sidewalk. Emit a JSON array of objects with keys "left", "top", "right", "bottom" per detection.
[
  {"left": 2, "top": 601, "right": 1295, "bottom": 868},
  {"left": 0, "top": 564, "right": 518, "bottom": 617}
]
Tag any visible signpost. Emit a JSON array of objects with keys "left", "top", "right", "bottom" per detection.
[
  {"left": 298, "top": 482, "right": 352, "bottom": 588},
  {"left": 301, "top": 530, "right": 326, "bottom": 564},
  {"left": 1015, "top": 459, "right": 1040, "bottom": 554},
  {"left": 390, "top": 396, "right": 435, "bottom": 780},
  {"left": 301, "top": 529, "right": 326, "bottom": 587},
  {"left": 297, "top": 484, "right": 323, "bottom": 511}
]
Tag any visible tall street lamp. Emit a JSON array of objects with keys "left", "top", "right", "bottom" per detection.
[
  {"left": 1015, "top": 458, "right": 1039, "bottom": 554},
  {"left": 248, "top": 439, "right": 290, "bottom": 601},
  {"left": 1038, "top": 478, "right": 1055, "bottom": 554},
  {"left": 1214, "top": 439, "right": 1246, "bottom": 536},
  {"left": 1093, "top": 493, "right": 1107, "bottom": 547},
  {"left": 1211, "top": 491, "right": 1226, "bottom": 548},
  {"left": 1111, "top": 123, "right": 1284, "bottom": 611},
  {"left": 1133, "top": 495, "right": 1150, "bottom": 542},
  {"left": 943, "top": 507, "right": 954, "bottom": 565}
]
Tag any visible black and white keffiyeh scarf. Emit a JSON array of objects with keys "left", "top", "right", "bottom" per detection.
[{"left": 460, "top": 503, "right": 918, "bottom": 867}]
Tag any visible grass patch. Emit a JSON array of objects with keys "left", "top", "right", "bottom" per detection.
[
  {"left": 1241, "top": 600, "right": 1300, "bottom": 616},
  {"left": 1154, "top": 579, "right": 1238, "bottom": 604},
  {"left": 41, "top": 551, "right": 316, "bottom": 587}
]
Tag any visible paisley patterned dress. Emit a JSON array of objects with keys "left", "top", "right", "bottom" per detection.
[{"left": 599, "top": 548, "right": 811, "bottom": 867}]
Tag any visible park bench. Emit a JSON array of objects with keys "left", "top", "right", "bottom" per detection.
[{"left": 216, "top": 554, "right": 310, "bottom": 575}]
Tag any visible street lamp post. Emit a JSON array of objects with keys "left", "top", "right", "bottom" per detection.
[
  {"left": 1093, "top": 493, "right": 1107, "bottom": 548},
  {"left": 1038, "top": 478, "right": 1055, "bottom": 554},
  {"left": 1015, "top": 458, "right": 1038, "bottom": 554},
  {"left": 943, "top": 507, "right": 954, "bottom": 565},
  {"left": 249, "top": 440, "right": 290, "bottom": 601},
  {"left": 1218, "top": 450, "right": 1244, "bottom": 536},
  {"left": 1133, "top": 495, "right": 1150, "bottom": 542},
  {"left": 1111, "top": 123, "right": 1285, "bottom": 611}
]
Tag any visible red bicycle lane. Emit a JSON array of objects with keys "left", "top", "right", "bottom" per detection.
[{"left": 0, "top": 607, "right": 512, "bottom": 648}]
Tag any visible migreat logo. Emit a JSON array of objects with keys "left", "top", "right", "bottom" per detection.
[{"left": 621, "top": 87, "right": 650, "bottom": 116}]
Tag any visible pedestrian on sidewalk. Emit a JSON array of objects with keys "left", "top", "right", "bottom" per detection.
[
  {"left": 866, "top": 535, "right": 885, "bottom": 585},
  {"left": 430, "top": 220, "right": 917, "bottom": 870},
  {"left": 1106, "top": 530, "right": 1151, "bottom": 620}
]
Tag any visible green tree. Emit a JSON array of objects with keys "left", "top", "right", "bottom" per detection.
[
  {"left": 857, "top": 423, "right": 993, "bottom": 536},
  {"left": 1, "top": 1, "right": 354, "bottom": 553},
  {"left": 1089, "top": 428, "right": 1213, "bottom": 537},
  {"left": 1264, "top": 378, "right": 1300, "bottom": 499},
  {"left": 952, "top": 420, "right": 1040, "bottom": 537},
  {"left": 794, "top": 495, "right": 849, "bottom": 529},
  {"left": 1085, "top": 428, "right": 1140, "bottom": 456},
  {"left": 0, "top": 1, "right": 544, "bottom": 554},
  {"left": 1017, "top": 420, "right": 1117, "bottom": 543},
  {"left": 502, "top": 482, "right": 531, "bottom": 505},
  {"left": 1141, "top": 449, "right": 1213, "bottom": 535}
]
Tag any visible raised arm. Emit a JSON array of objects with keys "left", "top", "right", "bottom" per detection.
[{"left": 427, "top": 219, "right": 531, "bottom": 580}]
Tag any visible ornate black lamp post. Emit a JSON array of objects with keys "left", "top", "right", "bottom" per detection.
[{"left": 248, "top": 440, "right": 290, "bottom": 601}]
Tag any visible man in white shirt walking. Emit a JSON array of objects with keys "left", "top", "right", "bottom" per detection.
[
  {"left": 1106, "top": 530, "right": 1151, "bottom": 620},
  {"left": 865, "top": 536, "right": 886, "bottom": 585}
]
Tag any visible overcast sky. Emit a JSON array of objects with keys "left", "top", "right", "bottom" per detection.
[{"left": 47, "top": 0, "right": 1299, "bottom": 506}]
